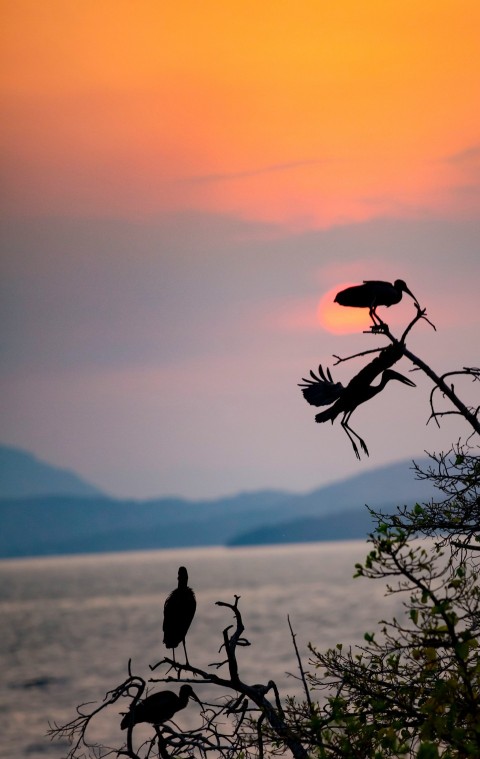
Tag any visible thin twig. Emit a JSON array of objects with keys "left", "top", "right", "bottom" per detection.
[{"left": 287, "top": 615, "right": 313, "bottom": 714}]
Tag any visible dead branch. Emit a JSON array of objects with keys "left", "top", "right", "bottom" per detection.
[
  {"left": 287, "top": 616, "right": 313, "bottom": 714},
  {"left": 48, "top": 673, "right": 145, "bottom": 759},
  {"left": 149, "top": 597, "right": 310, "bottom": 759}
]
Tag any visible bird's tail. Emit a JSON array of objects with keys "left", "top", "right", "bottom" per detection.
[
  {"left": 315, "top": 407, "right": 339, "bottom": 424},
  {"left": 120, "top": 712, "right": 132, "bottom": 730}
]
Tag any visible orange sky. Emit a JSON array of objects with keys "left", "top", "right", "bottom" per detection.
[{"left": 2, "top": 1, "right": 480, "bottom": 226}]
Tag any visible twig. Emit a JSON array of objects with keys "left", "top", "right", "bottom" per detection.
[
  {"left": 333, "top": 347, "right": 385, "bottom": 365},
  {"left": 287, "top": 615, "right": 313, "bottom": 714}
]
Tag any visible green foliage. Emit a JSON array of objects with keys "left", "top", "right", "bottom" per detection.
[{"left": 308, "top": 443, "right": 480, "bottom": 758}]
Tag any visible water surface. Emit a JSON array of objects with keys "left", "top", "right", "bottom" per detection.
[{"left": 0, "top": 541, "right": 404, "bottom": 758}]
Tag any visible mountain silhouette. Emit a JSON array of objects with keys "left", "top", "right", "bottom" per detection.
[
  {"left": 0, "top": 449, "right": 436, "bottom": 558},
  {"left": 0, "top": 444, "right": 103, "bottom": 498}
]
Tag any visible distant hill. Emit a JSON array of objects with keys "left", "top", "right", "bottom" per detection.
[
  {"left": 0, "top": 445, "right": 103, "bottom": 498},
  {"left": 228, "top": 507, "right": 397, "bottom": 546},
  {"left": 0, "top": 452, "right": 437, "bottom": 559},
  {"left": 0, "top": 490, "right": 293, "bottom": 558},
  {"left": 226, "top": 458, "right": 437, "bottom": 547}
]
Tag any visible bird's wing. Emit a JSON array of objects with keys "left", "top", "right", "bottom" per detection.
[
  {"left": 362, "top": 279, "right": 391, "bottom": 286},
  {"left": 163, "top": 589, "right": 196, "bottom": 647},
  {"left": 298, "top": 365, "right": 344, "bottom": 407},
  {"left": 147, "top": 691, "right": 175, "bottom": 708}
]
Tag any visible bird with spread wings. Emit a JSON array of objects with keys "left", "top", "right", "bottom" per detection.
[{"left": 299, "top": 345, "right": 415, "bottom": 458}]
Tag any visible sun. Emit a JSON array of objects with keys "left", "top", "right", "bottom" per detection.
[{"left": 317, "top": 284, "right": 371, "bottom": 334}]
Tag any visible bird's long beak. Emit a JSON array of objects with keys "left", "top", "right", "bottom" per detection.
[
  {"left": 388, "top": 370, "right": 416, "bottom": 387},
  {"left": 403, "top": 284, "right": 421, "bottom": 309},
  {"left": 190, "top": 690, "right": 204, "bottom": 708}
]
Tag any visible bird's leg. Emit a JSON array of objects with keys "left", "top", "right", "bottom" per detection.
[
  {"left": 368, "top": 306, "right": 388, "bottom": 333},
  {"left": 182, "top": 640, "right": 190, "bottom": 667},
  {"left": 370, "top": 322, "right": 388, "bottom": 334},
  {"left": 169, "top": 647, "right": 177, "bottom": 673},
  {"left": 346, "top": 423, "right": 369, "bottom": 457},
  {"left": 346, "top": 432, "right": 360, "bottom": 460},
  {"left": 356, "top": 433, "right": 369, "bottom": 457},
  {"left": 342, "top": 413, "right": 369, "bottom": 458},
  {"left": 341, "top": 416, "right": 361, "bottom": 460}
]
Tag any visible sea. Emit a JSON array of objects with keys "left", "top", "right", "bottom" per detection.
[{"left": 0, "top": 541, "right": 406, "bottom": 758}]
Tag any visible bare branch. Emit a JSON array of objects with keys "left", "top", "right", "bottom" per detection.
[{"left": 287, "top": 615, "right": 313, "bottom": 714}]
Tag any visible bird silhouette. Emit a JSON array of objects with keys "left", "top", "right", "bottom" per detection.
[
  {"left": 120, "top": 685, "right": 200, "bottom": 730},
  {"left": 334, "top": 279, "right": 419, "bottom": 329},
  {"left": 299, "top": 361, "right": 416, "bottom": 459},
  {"left": 163, "top": 566, "right": 196, "bottom": 665}
]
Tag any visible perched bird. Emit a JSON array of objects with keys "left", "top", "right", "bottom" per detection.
[
  {"left": 163, "top": 566, "right": 196, "bottom": 665},
  {"left": 120, "top": 685, "right": 200, "bottom": 730},
  {"left": 299, "top": 361, "right": 416, "bottom": 459},
  {"left": 334, "top": 279, "right": 419, "bottom": 328}
]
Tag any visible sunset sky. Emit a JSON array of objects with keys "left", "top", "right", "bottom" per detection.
[{"left": 1, "top": 1, "right": 479, "bottom": 498}]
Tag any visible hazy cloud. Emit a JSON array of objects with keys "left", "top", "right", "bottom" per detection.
[
  {"left": 445, "top": 144, "right": 480, "bottom": 164},
  {"left": 186, "top": 159, "right": 327, "bottom": 184}
]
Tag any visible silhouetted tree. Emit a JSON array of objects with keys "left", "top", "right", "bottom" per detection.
[
  {"left": 49, "top": 290, "right": 479, "bottom": 759},
  {"left": 307, "top": 440, "right": 480, "bottom": 758}
]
